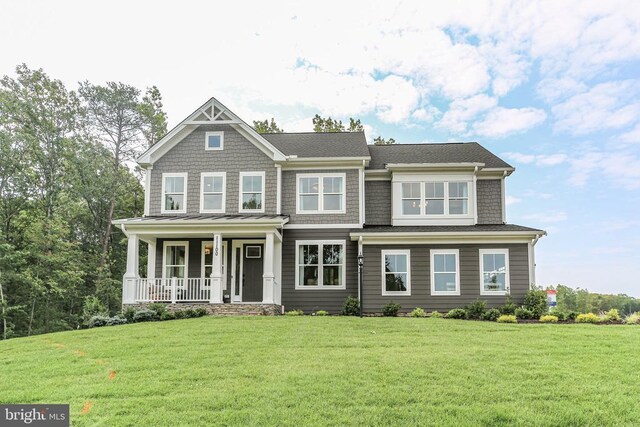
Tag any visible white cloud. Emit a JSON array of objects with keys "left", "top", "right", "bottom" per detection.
[
  {"left": 502, "top": 152, "right": 567, "bottom": 166},
  {"left": 436, "top": 94, "right": 497, "bottom": 134},
  {"left": 505, "top": 195, "right": 521, "bottom": 206},
  {"left": 522, "top": 211, "right": 568, "bottom": 223},
  {"left": 472, "top": 107, "right": 547, "bottom": 138},
  {"left": 620, "top": 124, "right": 640, "bottom": 145}
]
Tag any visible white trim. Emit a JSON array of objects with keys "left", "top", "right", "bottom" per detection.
[
  {"left": 284, "top": 223, "right": 361, "bottom": 229},
  {"left": 143, "top": 166, "right": 152, "bottom": 216},
  {"left": 479, "top": 248, "right": 510, "bottom": 296},
  {"left": 294, "top": 240, "right": 347, "bottom": 290},
  {"left": 359, "top": 163, "right": 365, "bottom": 226},
  {"left": 501, "top": 173, "right": 507, "bottom": 223},
  {"left": 161, "top": 173, "right": 188, "bottom": 214},
  {"left": 238, "top": 171, "right": 266, "bottom": 213},
  {"left": 162, "top": 241, "right": 189, "bottom": 279},
  {"left": 201, "top": 240, "right": 227, "bottom": 290},
  {"left": 295, "top": 172, "right": 347, "bottom": 214},
  {"left": 245, "top": 245, "right": 262, "bottom": 258},
  {"left": 204, "top": 131, "right": 224, "bottom": 151},
  {"left": 275, "top": 164, "right": 282, "bottom": 215},
  {"left": 381, "top": 249, "right": 411, "bottom": 296},
  {"left": 279, "top": 164, "right": 365, "bottom": 171},
  {"left": 473, "top": 167, "right": 478, "bottom": 224},
  {"left": 199, "top": 172, "right": 226, "bottom": 213},
  {"left": 430, "top": 249, "right": 460, "bottom": 296}
]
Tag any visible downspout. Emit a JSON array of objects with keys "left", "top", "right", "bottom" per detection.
[
  {"left": 473, "top": 166, "right": 478, "bottom": 224},
  {"left": 529, "top": 234, "right": 541, "bottom": 289},
  {"left": 501, "top": 170, "right": 508, "bottom": 224},
  {"left": 275, "top": 164, "right": 282, "bottom": 215},
  {"left": 358, "top": 235, "right": 364, "bottom": 318}
]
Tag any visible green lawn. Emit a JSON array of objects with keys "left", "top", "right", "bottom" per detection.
[{"left": 1, "top": 317, "right": 639, "bottom": 426}]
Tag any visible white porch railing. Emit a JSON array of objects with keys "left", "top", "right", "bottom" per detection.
[{"left": 130, "top": 278, "right": 212, "bottom": 303}]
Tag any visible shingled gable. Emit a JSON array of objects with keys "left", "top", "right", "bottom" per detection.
[{"left": 137, "top": 97, "right": 287, "bottom": 166}]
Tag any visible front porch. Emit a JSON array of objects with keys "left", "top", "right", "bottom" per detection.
[{"left": 114, "top": 215, "right": 288, "bottom": 307}]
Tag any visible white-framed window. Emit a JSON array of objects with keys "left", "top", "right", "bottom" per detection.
[
  {"left": 239, "top": 171, "right": 265, "bottom": 213},
  {"left": 201, "top": 241, "right": 227, "bottom": 289},
  {"left": 296, "top": 173, "right": 346, "bottom": 214},
  {"left": 205, "top": 131, "right": 224, "bottom": 151},
  {"left": 163, "top": 241, "right": 189, "bottom": 279},
  {"left": 200, "top": 172, "right": 226, "bottom": 213},
  {"left": 479, "top": 249, "right": 510, "bottom": 295},
  {"left": 245, "top": 246, "right": 262, "bottom": 258},
  {"left": 401, "top": 183, "right": 421, "bottom": 215},
  {"left": 295, "top": 240, "right": 346, "bottom": 289},
  {"left": 161, "top": 173, "right": 187, "bottom": 213},
  {"left": 431, "top": 249, "right": 460, "bottom": 295},
  {"left": 381, "top": 250, "right": 411, "bottom": 296},
  {"left": 425, "top": 182, "right": 445, "bottom": 215},
  {"left": 448, "top": 182, "right": 469, "bottom": 215}
]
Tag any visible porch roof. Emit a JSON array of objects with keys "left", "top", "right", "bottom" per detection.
[{"left": 114, "top": 214, "right": 289, "bottom": 225}]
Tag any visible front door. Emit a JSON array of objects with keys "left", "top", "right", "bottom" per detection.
[{"left": 231, "top": 240, "right": 264, "bottom": 302}]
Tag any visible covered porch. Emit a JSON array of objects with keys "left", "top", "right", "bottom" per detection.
[{"left": 113, "top": 215, "right": 287, "bottom": 306}]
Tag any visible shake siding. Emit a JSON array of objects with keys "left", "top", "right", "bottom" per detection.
[
  {"left": 281, "top": 229, "right": 358, "bottom": 313},
  {"left": 362, "top": 243, "right": 529, "bottom": 313},
  {"left": 364, "top": 181, "right": 392, "bottom": 225},
  {"left": 476, "top": 179, "right": 503, "bottom": 224},
  {"left": 149, "top": 124, "right": 277, "bottom": 216}
]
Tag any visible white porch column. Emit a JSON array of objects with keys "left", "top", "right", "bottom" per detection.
[
  {"left": 146, "top": 238, "right": 157, "bottom": 279},
  {"left": 262, "top": 232, "right": 275, "bottom": 304},
  {"left": 209, "top": 233, "right": 223, "bottom": 303},
  {"left": 273, "top": 237, "right": 282, "bottom": 305},
  {"left": 122, "top": 233, "right": 140, "bottom": 304}
]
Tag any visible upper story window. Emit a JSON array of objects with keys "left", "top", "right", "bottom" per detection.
[
  {"left": 297, "top": 173, "right": 346, "bottom": 214},
  {"left": 162, "top": 173, "right": 187, "bottom": 213},
  {"left": 239, "top": 171, "right": 265, "bottom": 213},
  {"left": 200, "top": 172, "right": 225, "bottom": 213},
  {"left": 480, "top": 249, "right": 510, "bottom": 295},
  {"left": 205, "top": 131, "right": 224, "bottom": 150}
]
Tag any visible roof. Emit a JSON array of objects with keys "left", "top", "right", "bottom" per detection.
[
  {"left": 353, "top": 224, "right": 545, "bottom": 233},
  {"left": 262, "top": 131, "right": 370, "bottom": 158},
  {"left": 113, "top": 214, "right": 289, "bottom": 224},
  {"left": 366, "top": 142, "right": 512, "bottom": 170}
]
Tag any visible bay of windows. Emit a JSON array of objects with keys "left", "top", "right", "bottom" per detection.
[{"left": 400, "top": 181, "right": 470, "bottom": 216}]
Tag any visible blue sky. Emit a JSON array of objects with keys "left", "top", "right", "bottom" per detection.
[{"left": 2, "top": 0, "right": 639, "bottom": 295}]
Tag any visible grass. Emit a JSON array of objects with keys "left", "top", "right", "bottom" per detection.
[{"left": 1, "top": 317, "right": 639, "bottom": 426}]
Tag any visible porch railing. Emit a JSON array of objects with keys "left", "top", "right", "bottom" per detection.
[{"left": 131, "top": 278, "right": 212, "bottom": 303}]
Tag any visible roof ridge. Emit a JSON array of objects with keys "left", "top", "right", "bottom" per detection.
[
  {"left": 262, "top": 131, "right": 365, "bottom": 135},
  {"left": 368, "top": 142, "right": 478, "bottom": 146}
]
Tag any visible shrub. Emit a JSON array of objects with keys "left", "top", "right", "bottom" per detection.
[
  {"left": 446, "top": 308, "right": 468, "bottom": 319},
  {"left": 88, "top": 315, "right": 110, "bottom": 328},
  {"left": 409, "top": 307, "right": 426, "bottom": 318},
  {"left": 194, "top": 308, "right": 208, "bottom": 317},
  {"left": 342, "top": 296, "right": 360, "bottom": 316},
  {"left": 382, "top": 302, "right": 401, "bottom": 317},
  {"left": 183, "top": 309, "right": 198, "bottom": 318},
  {"left": 133, "top": 309, "right": 157, "bottom": 323},
  {"left": 549, "top": 309, "right": 567, "bottom": 321},
  {"left": 575, "top": 312, "right": 601, "bottom": 324},
  {"left": 625, "top": 312, "right": 640, "bottom": 325},
  {"left": 539, "top": 315, "right": 559, "bottom": 323},
  {"left": 481, "top": 308, "right": 501, "bottom": 321},
  {"left": 147, "top": 303, "right": 167, "bottom": 318},
  {"left": 566, "top": 311, "right": 579, "bottom": 321},
  {"left": 314, "top": 310, "right": 329, "bottom": 316},
  {"left": 430, "top": 311, "right": 443, "bottom": 318},
  {"left": 285, "top": 309, "right": 304, "bottom": 316},
  {"left": 515, "top": 307, "right": 534, "bottom": 320},
  {"left": 82, "top": 296, "right": 107, "bottom": 324},
  {"left": 121, "top": 307, "right": 136, "bottom": 323},
  {"left": 603, "top": 308, "right": 621, "bottom": 322},
  {"left": 497, "top": 315, "right": 517, "bottom": 323},
  {"left": 524, "top": 289, "right": 548, "bottom": 318},
  {"left": 174, "top": 310, "right": 187, "bottom": 319},
  {"left": 499, "top": 296, "right": 517, "bottom": 315},
  {"left": 160, "top": 311, "right": 176, "bottom": 321},
  {"left": 466, "top": 299, "right": 487, "bottom": 319}
]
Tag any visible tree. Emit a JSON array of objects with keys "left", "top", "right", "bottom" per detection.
[
  {"left": 373, "top": 136, "right": 396, "bottom": 145},
  {"left": 348, "top": 118, "right": 364, "bottom": 132},
  {"left": 138, "top": 86, "right": 168, "bottom": 147},
  {"left": 253, "top": 118, "right": 283, "bottom": 133}
]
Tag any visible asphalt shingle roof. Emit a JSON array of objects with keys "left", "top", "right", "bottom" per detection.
[
  {"left": 367, "top": 142, "right": 512, "bottom": 169},
  {"left": 262, "top": 132, "right": 370, "bottom": 158}
]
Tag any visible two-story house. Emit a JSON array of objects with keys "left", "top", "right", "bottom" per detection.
[{"left": 113, "top": 97, "right": 545, "bottom": 315}]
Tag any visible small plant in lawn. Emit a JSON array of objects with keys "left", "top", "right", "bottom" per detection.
[
  {"left": 161, "top": 311, "right": 176, "bottom": 321},
  {"left": 342, "top": 296, "right": 360, "bottom": 316},
  {"left": 499, "top": 295, "right": 517, "bottom": 315},
  {"left": 524, "top": 289, "right": 548, "bottom": 318},
  {"left": 625, "top": 312, "right": 640, "bottom": 325},
  {"left": 409, "top": 307, "right": 426, "bottom": 318},
  {"left": 446, "top": 308, "right": 468, "bottom": 319},
  {"left": 539, "top": 315, "right": 559, "bottom": 323},
  {"left": 481, "top": 308, "right": 501, "bottom": 321},
  {"left": 515, "top": 307, "right": 534, "bottom": 320},
  {"left": 497, "top": 314, "right": 517, "bottom": 323},
  {"left": 147, "top": 303, "right": 167, "bottom": 318},
  {"left": 285, "top": 309, "right": 304, "bottom": 316},
  {"left": 133, "top": 309, "right": 157, "bottom": 322},
  {"left": 466, "top": 299, "right": 487, "bottom": 319},
  {"left": 603, "top": 308, "right": 621, "bottom": 322},
  {"left": 82, "top": 296, "right": 107, "bottom": 325},
  {"left": 430, "top": 311, "right": 443, "bottom": 318},
  {"left": 575, "top": 313, "right": 601, "bottom": 324},
  {"left": 382, "top": 302, "right": 401, "bottom": 317},
  {"left": 314, "top": 310, "right": 329, "bottom": 316}
]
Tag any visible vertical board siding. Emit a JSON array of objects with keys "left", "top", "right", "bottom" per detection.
[{"left": 362, "top": 243, "right": 529, "bottom": 313}]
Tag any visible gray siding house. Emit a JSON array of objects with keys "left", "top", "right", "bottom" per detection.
[{"left": 114, "top": 97, "right": 545, "bottom": 315}]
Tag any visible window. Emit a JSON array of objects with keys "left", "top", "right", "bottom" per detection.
[
  {"left": 382, "top": 250, "right": 411, "bottom": 296},
  {"left": 205, "top": 131, "right": 224, "bottom": 150},
  {"left": 163, "top": 241, "right": 188, "bottom": 278},
  {"left": 295, "top": 241, "right": 346, "bottom": 289},
  {"left": 239, "top": 172, "right": 265, "bottom": 212},
  {"left": 480, "top": 249, "right": 510, "bottom": 295},
  {"left": 448, "top": 182, "right": 469, "bottom": 215},
  {"left": 202, "top": 241, "right": 227, "bottom": 289},
  {"left": 245, "top": 246, "right": 261, "bottom": 258},
  {"left": 297, "top": 173, "right": 345, "bottom": 214},
  {"left": 394, "top": 179, "right": 472, "bottom": 221},
  {"left": 401, "top": 183, "right": 421, "bottom": 215},
  {"left": 431, "top": 249, "right": 460, "bottom": 295},
  {"left": 162, "top": 173, "right": 187, "bottom": 213},
  {"left": 425, "top": 182, "right": 445, "bottom": 215},
  {"left": 200, "top": 173, "right": 225, "bottom": 213}
]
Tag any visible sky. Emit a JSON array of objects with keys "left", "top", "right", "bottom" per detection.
[{"left": 2, "top": 0, "right": 639, "bottom": 296}]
